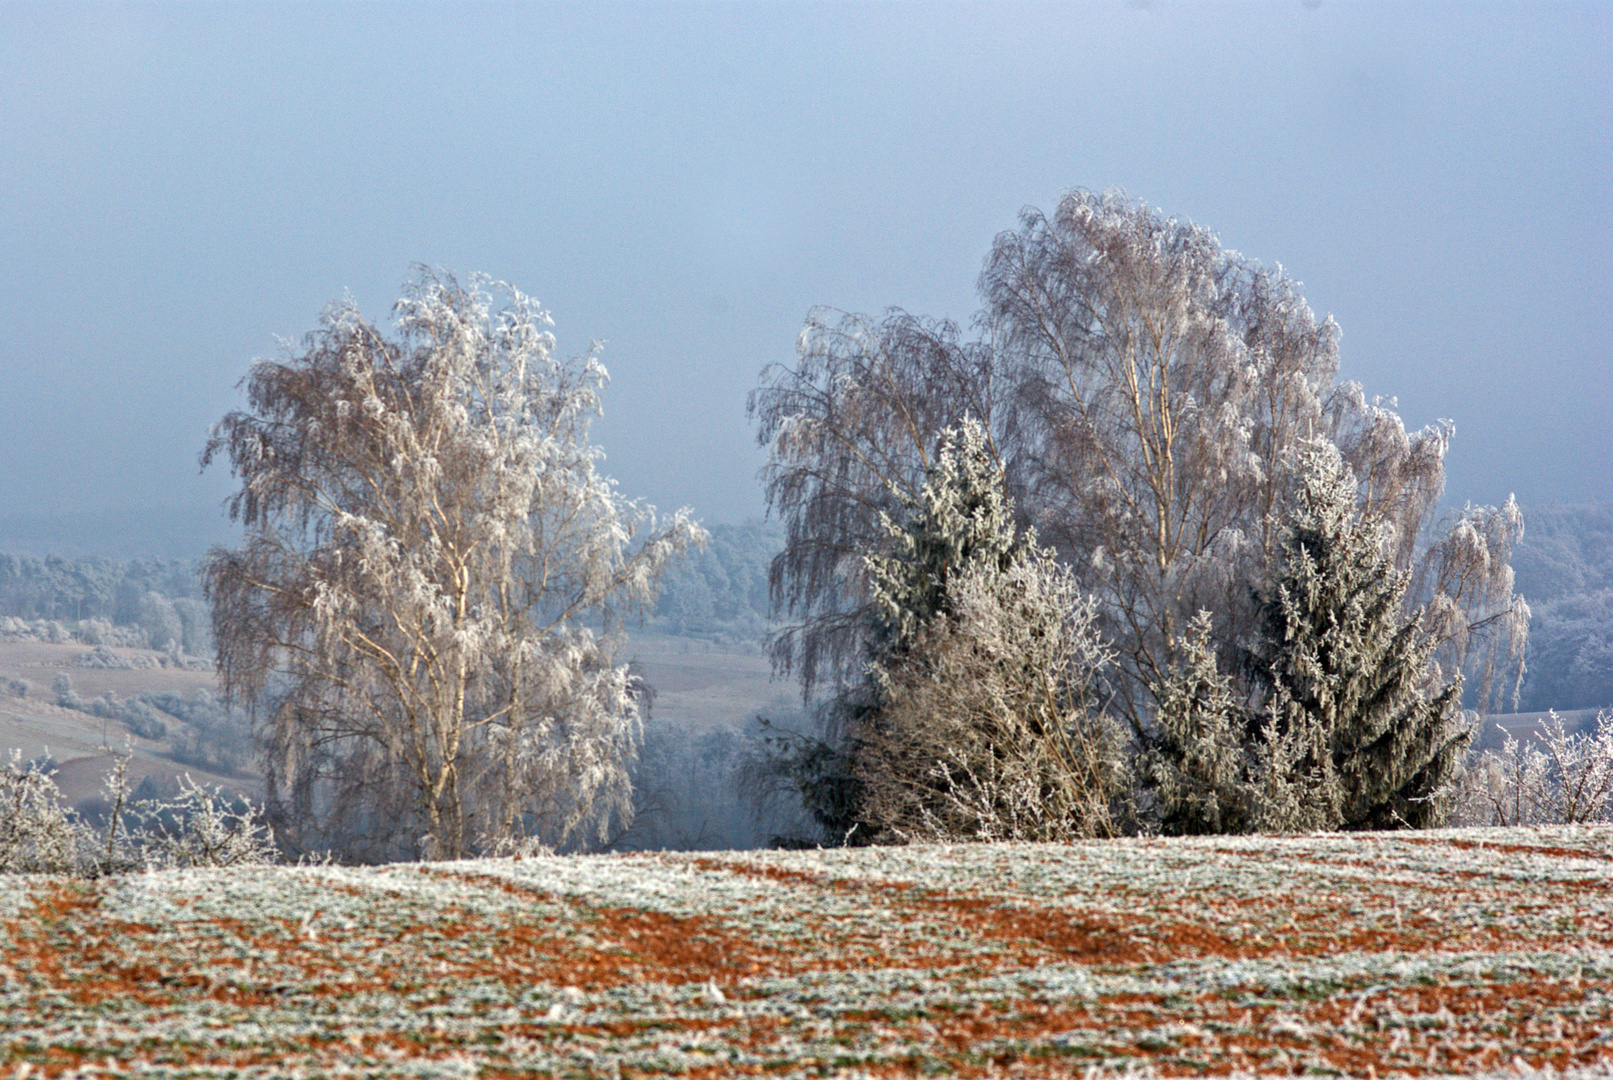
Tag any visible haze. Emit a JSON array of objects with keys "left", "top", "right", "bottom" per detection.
[{"left": 1, "top": 2, "right": 1607, "bottom": 554}]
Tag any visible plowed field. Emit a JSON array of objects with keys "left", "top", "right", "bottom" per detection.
[{"left": 3, "top": 827, "right": 1611, "bottom": 1077}]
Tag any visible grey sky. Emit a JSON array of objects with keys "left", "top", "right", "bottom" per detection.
[{"left": 1, "top": 2, "right": 1607, "bottom": 537}]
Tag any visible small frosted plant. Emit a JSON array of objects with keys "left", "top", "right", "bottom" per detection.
[
  {"left": 1452, "top": 710, "right": 1613, "bottom": 826},
  {"left": 1, "top": 750, "right": 277, "bottom": 876},
  {"left": 0, "top": 750, "right": 96, "bottom": 874},
  {"left": 118, "top": 774, "right": 279, "bottom": 870}
]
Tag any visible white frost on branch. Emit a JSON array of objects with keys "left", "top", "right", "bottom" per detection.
[{"left": 204, "top": 268, "right": 704, "bottom": 861}]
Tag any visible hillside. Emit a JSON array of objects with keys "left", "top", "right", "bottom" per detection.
[
  {"left": 0, "top": 641, "right": 251, "bottom": 809},
  {"left": 3, "top": 827, "right": 1610, "bottom": 1077}
]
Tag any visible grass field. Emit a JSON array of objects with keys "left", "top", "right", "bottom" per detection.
[
  {"left": 622, "top": 631, "right": 799, "bottom": 733},
  {"left": 2, "top": 826, "right": 1609, "bottom": 1077}
]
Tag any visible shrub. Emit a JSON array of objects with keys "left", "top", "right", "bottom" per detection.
[
  {"left": 156, "top": 689, "right": 254, "bottom": 775},
  {"left": 0, "top": 751, "right": 276, "bottom": 876},
  {"left": 0, "top": 752, "right": 96, "bottom": 873},
  {"left": 53, "top": 672, "right": 83, "bottom": 711},
  {"left": 1453, "top": 710, "right": 1613, "bottom": 826},
  {"left": 855, "top": 550, "right": 1127, "bottom": 842}
]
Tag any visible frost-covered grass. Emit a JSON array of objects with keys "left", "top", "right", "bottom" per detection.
[{"left": 3, "top": 827, "right": 1612, "bottom": 1077}]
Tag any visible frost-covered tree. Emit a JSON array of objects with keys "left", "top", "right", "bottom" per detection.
[
  {"left": 982, "top": 190, "right": 1525, "bottom": 729},
  {"left": 765, "top": 421, "right": 1124, "bottom": 843},
  {"left": 1147, "top": 444, "right": 1471, "bottom": 833},
  {"left": 1143, "top": 610, "right": 1255, "bottom": 835},
  {"left": 863, "top": 418, "right": 1020, "bottom": 654},
  {"left": 749, "top": 309, "right": 1005, "bottom": 699},
  {"left": 203, "top": 269, "right": 703, "bottom": 861},
  {"left": 754, "top": 189, "right": 1526, "bottom": 752},
  {"left": 1246, "top": 442, "right": 1469, "bottom": 830},
  {"left": 857, "top": 548, "right": 1125, "bottom": 842}
]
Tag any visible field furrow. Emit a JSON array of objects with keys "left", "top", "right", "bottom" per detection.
[{"left": 3, "top": 826, "right": 1611, "bottom": 1077}]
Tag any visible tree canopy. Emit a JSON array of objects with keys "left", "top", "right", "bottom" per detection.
[
  {"left": 753, "top": 190, "right": 1526, "bottom": 735},
  {"left": 204, "top": 269, "right": 702, "bottom": 861},
  {"left": 752, "top": 190, "right": 1526, "bottom": 836}
]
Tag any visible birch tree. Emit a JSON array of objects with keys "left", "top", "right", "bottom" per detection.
[
  {"left": 981, "top": 190, "right": 1525, "bottom": 731},
  {"left": 748, "top": 308, "right": 1006, "bottom": 699},
  {"left": 203, "top": 269, "right": 703, "bottom": 861}
]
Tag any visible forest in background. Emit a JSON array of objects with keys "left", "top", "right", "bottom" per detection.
[
  {"left": 1510, "top": 502, "right": 1613, "bottom": 711},
  {"left": 0, "top": 519, "right": 780, "bottom": 656},
  {"left": 0, "top": 552, "right": 211, "bottom": 656}
]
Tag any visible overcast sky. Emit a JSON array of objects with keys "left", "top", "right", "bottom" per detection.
[{"left": 1, "top": 1, "right": 1607, "bottom": 540}]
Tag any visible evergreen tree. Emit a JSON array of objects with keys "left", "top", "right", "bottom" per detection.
[
  {"left": 1247, "top": 441, "right": 1469, "bottom": 830},
  {"left": 1145, "top": 610, "right": 1254, "bottom": 835},
  {"left": 766, "top": 419, "right": 1124, "bottom": 843},
  {"left": 764, "top": 419, "right": 1016, "bottom": 843},
  {"left": 1146, "top": 443, "right": 1471, "bottom": 833},
  {"left": 864, "top": 417, "right": 1018, "bottom": 656},
  {"left": 858, "top": 544, "right": 1124, "bottom": 841}
]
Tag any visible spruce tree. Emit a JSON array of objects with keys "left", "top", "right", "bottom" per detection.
[
  {"left": 858, "top": 419, "right": 1123, "bottom": 841},
  {"left": 761, "top": 419, "right": 1017, "bottom": 843},
  {"left": 1247, "top": 441, "right": 1470, "bottom": 830},
  {"left": 766, "top": 419, "right": 1124, "bottom": 843},
  {"left": 1145, "top": 610, "right": 1255, "bottom": 835},
  {"left": 864, "top": 417, "right": 1018, "bottom": 656}
]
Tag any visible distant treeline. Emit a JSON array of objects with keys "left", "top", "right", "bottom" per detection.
[
  {"left": 0, "top": 553, "right": 210, "bottom": 656},
  {"left": 649, "top": 519, "right": 780, "bottom": 642},
  {"left": 0, "top": 520, "right": 782, "bottom": 658},
  {"left": 1512, "top": 502, "right": 1613, "bottom": 712}
]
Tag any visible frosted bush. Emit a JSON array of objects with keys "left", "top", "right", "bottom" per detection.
[
  {"left": 83, "top": 691, "right": 169, "bottom": 740},
  {"left": 0, "top": 617, "right": 73, "bottom": 643},
  {"left": 0, "top": 751, "right": 97, "bottom": 873},
  {"left": 1453, "top": 710, "right": 1613, "bottom": 826},
  {"left": 0, "top": 751, "right": 277, "bottom": 876},
  {"left": 77, "top": 643, "right": 154, "bottom": 669},
  {"left": 74, "top": 618, "right": 148, "bottom": 649},
  {"left": 158, "top": 689, "right": 254, "bottom": 774},
  {"left": 53, "top": 672, "right": 84, "bottom": 710},
  {"left": 116, "top": 774, "right": 279, "bottom": 869}
]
